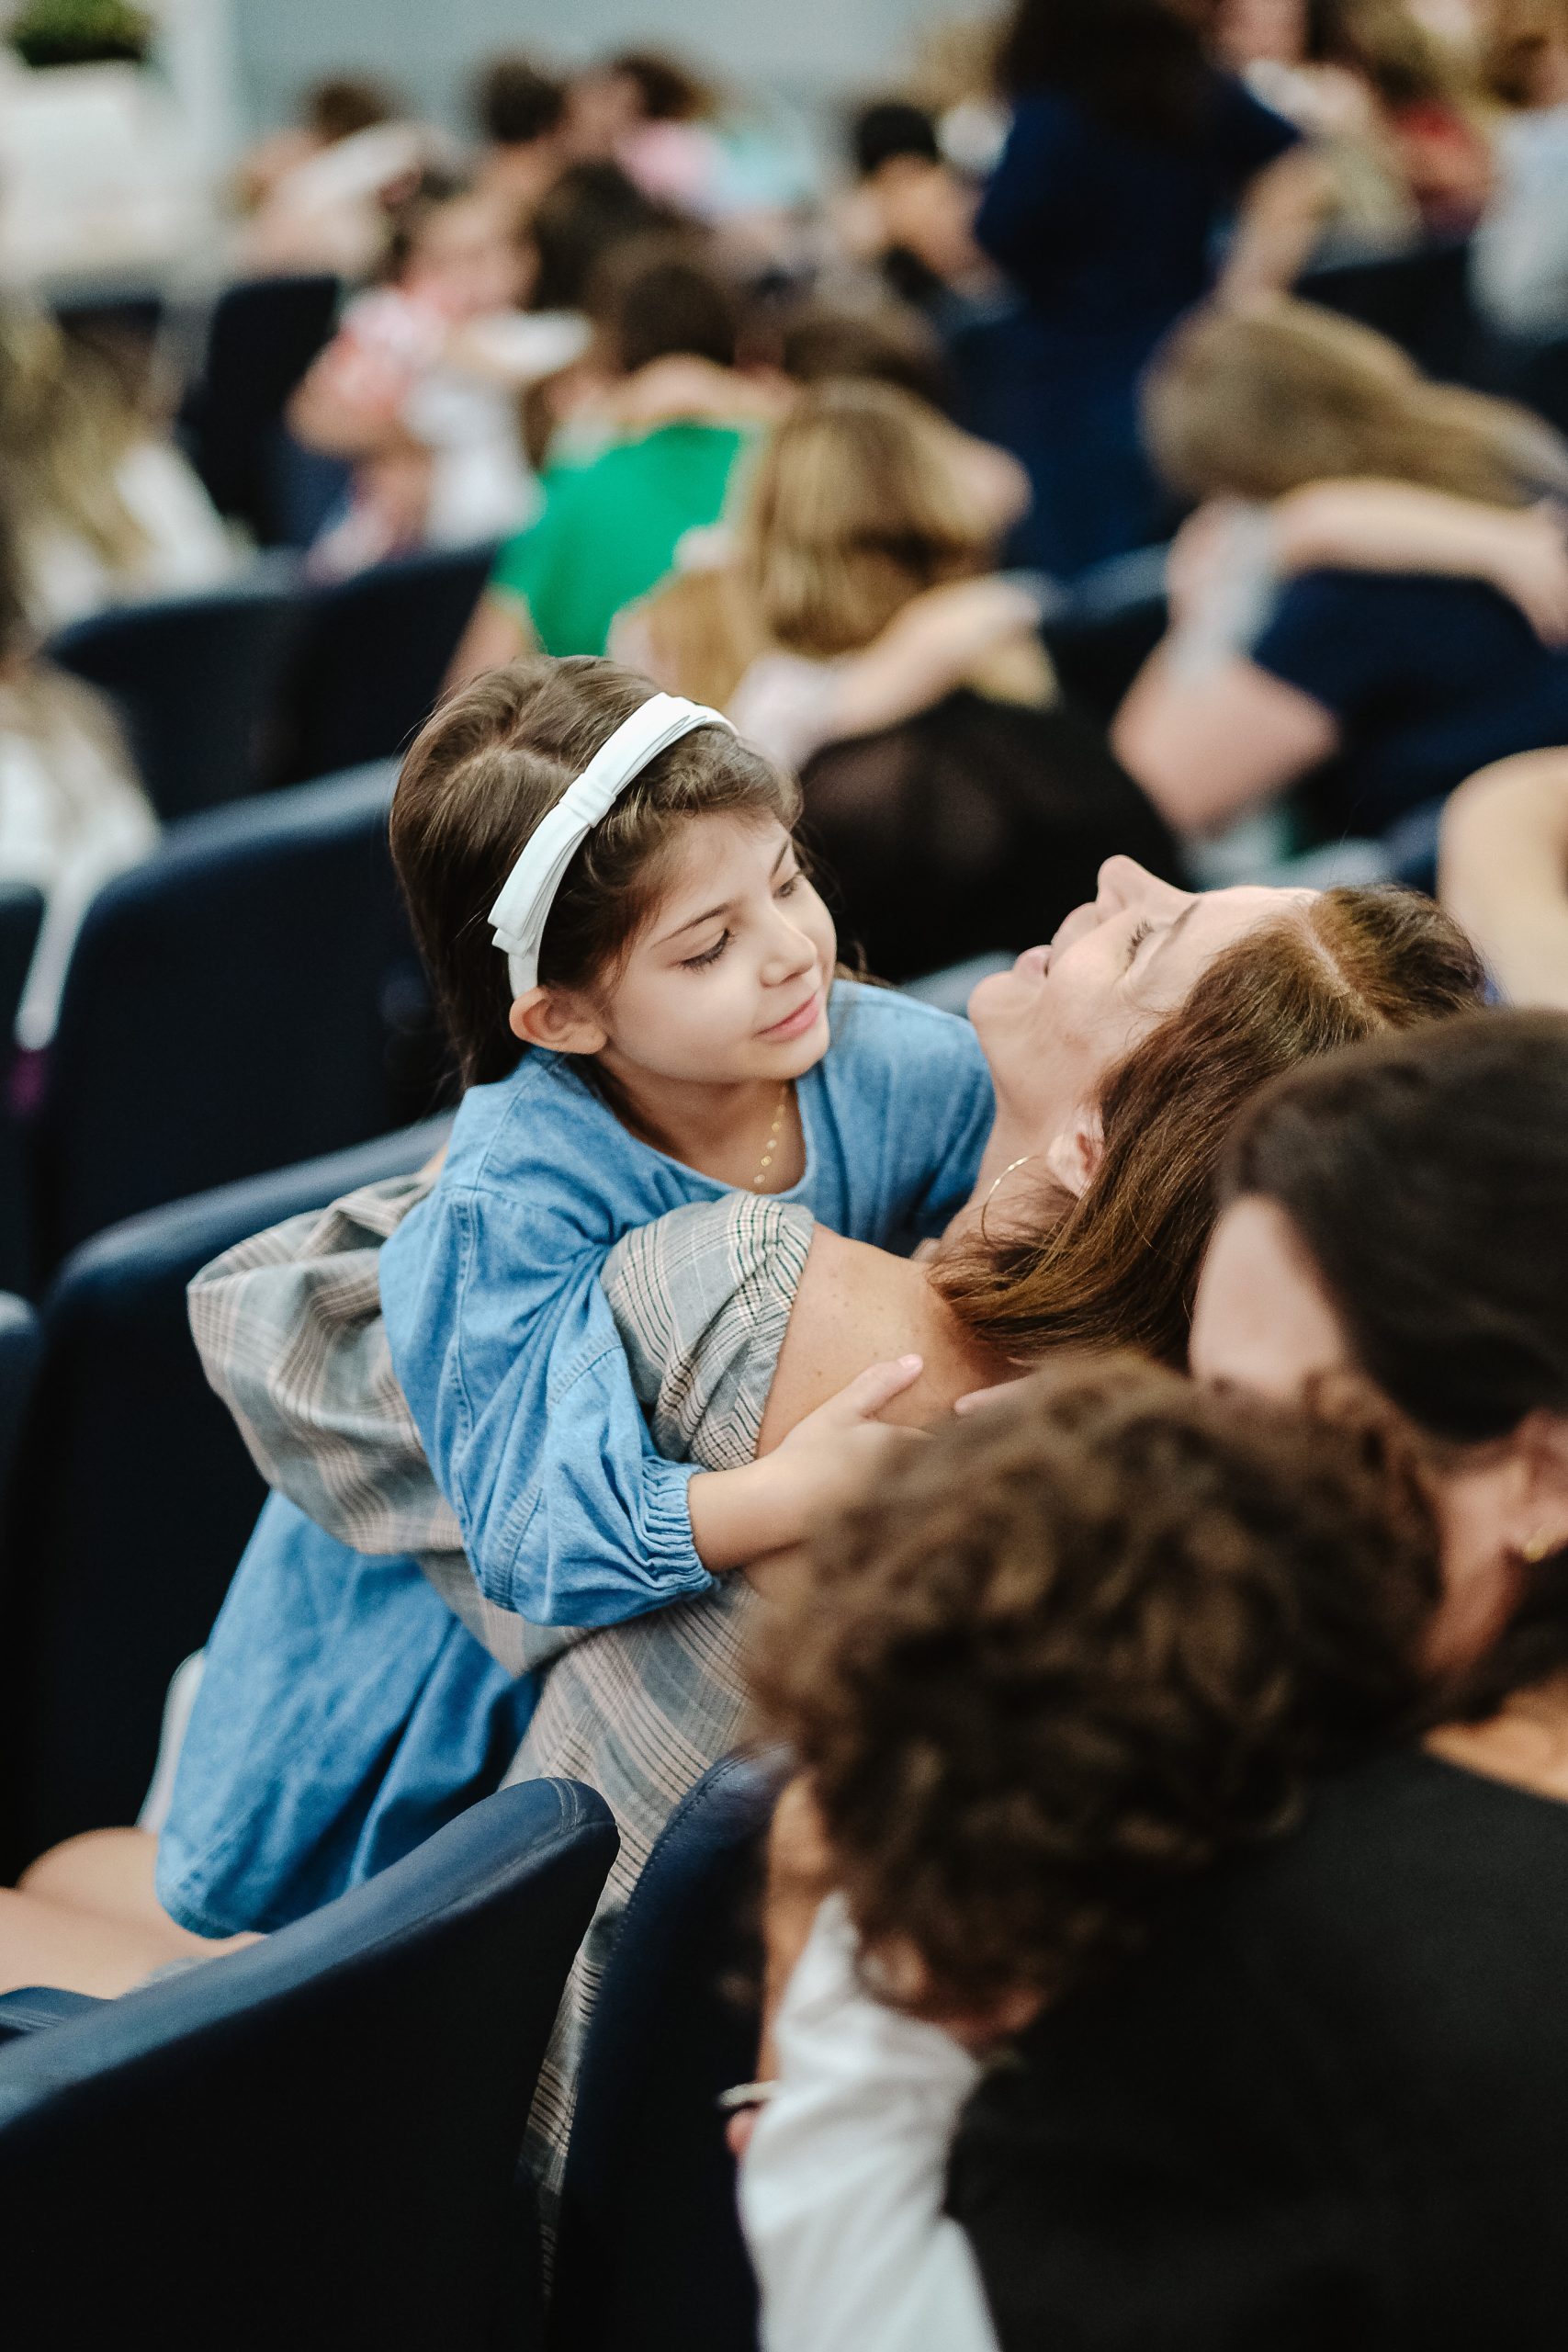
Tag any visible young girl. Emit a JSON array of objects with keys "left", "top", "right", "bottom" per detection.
[
  {"left": 288, "top": 175, "right": 588, "bottom": 577},
  {"left": 157, "top": 652, "right": 993, "bottom": 1935},
  {"left": 376, "top": 653, "right": 996, "bottom": 1625}
]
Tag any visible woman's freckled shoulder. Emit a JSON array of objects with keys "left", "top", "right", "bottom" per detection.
[{"left": 758, "top": 1225, "right": 990, "bottom": 1448}]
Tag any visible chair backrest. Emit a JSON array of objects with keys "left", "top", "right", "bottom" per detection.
[
  {"left": 46, "top": 566, "right": 301, "bottom": 819},
  {"left": 0, "top": 1292, "right": 39, "bottom": 1542},
  {"left": 0, "top": 881, "right": 44, "bottom": 1038},
  {"left": 551, "top": 1751, "right": 784, "bottom": 2352},
  {"left": 0, "top": 1777, "right": 617, "bottom": 2349},
  {"left": 0, "top": 885, "right": 44, "bottom": 1294},
  {"left": 1506, "top": 330, "right": 1568, "bottom": 443},
  {"left": 269, "top": 540, "right": 498, "bottom": 786},
  {"left": 0, "top": 1119, "right": 446, "bottom": 1874},
  {"left": 34, "top": 760, "right": 440, "bottom": 1266},
  {"left": 1297, "top": 236, "right": 1484, "bottom": 385},
  {"left": 181, "top": 274, "right": 343, "bottom": 542}
]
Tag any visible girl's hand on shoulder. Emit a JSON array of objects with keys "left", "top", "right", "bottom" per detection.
[
  {"left": 690, "top": 1357, "right": 926, "bottom": 1575},
  {"left": 765, "top": 1354, "right": 929, "bottom": 1531}
]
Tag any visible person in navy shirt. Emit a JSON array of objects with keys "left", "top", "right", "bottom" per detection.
[
  {"left": 1116, "top": 297, "right": 1568, "bottom": 847},
  {"left": 965, "top": 0, "right": 1302, "bottom": 571}
]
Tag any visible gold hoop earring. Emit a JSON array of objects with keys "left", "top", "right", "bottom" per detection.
[
  {"left": 978, "top": 1153, "right": 1036, "bottom": 1247},
  {"left": 1523, "top": 1530, "right": 1560, "bottom": 1565}
]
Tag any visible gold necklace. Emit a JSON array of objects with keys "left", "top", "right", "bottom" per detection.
[{"left": 750, "top": 1084, "right": 791, "bottom": 1191}]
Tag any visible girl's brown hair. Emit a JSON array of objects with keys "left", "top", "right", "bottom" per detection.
[
  {"left": 389, "top": 655, "right": 798, "bottom": 1088},
  {"left": 742, "top": 379, "right": 998, "bottom": 659},
  {"left": 935, "top": 888, "right": 1484, "bottom": 1367},
  {"left": 750, "top": 1355, "right": 1439, "bottom": 2014},
  {"left": 1143, "top": 297, "right": 1568, "bottom": 507}
]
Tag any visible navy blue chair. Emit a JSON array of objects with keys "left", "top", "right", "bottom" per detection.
[
  {"left": 0, "top": 1778, "right": 617, "bottom": 2349},
  {"left": 0, "top": 885, "right": 44, "bottom": 1291},
  {"left": 268, "top": 539, "right": 499, "bottom": 786},
  {"left": 550, "top": 1751, "right": 785, "bottom": 2352},
  {"left": 32, "top": 761, "right": 443, "bottom": 1267},
  {"left": 0, "top": 1292, "right": 39, "bottom": 1544},
  {"left": 0, "top": 880, "right": 43, "bottom": 1037},
  {"left": 1298, "top": 237, "right": 1486, "bottom": 385},
  {"left": 0, "top": 1120, "right": 446, "bottom": 1876},
  {"left": 180, "top": 273, "right": 343, "bottom": 546},
  {"left": 1504, "top": 329, "right": 1568, "bottom": 442},
  {"left": 47, "top": 566, "right": 301, "bottom": 819}
]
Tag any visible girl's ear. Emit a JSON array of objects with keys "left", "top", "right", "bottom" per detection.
[
  {"left": 508, "top": 986, "right": 608, "bottom": 1057},
  {"left": 1043, "top": 1105, "right": 1104, "bottom": 1200}
]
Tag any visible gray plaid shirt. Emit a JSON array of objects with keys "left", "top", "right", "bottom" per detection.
[
  {"left": 187, "top": 1176, "right": 814, "bottom": 1671},
  {"left": 188, "top": 1175, "right": 814, "bottom": 2200}
]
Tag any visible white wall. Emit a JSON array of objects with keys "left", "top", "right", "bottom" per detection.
[{"left": 232, "top": 0, "right": 963, "bottom": 137}]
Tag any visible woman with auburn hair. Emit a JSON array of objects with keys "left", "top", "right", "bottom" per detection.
[
  {"left": 1115, "top": 297, "right": 1568, "bottom": 854},
  {"left": 740, "top": 1011, "right": 1568, "bottom": 2351}
]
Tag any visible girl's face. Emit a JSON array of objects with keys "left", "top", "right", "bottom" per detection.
[
  {"left": 585, "top": 815, "right": 837, "bottom": 1087},
  {"left": 407, "top": 197, "right": 527, "bottom": 321},
  {"left": 1190, "top": 1196, "right": 1540, "bottom": 1676},
  {"left": 967, "top": 857, "right": 1314, "bottom": 1148}
]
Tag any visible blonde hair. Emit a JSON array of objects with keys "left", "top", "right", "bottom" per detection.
[
  {"left": 1143, "top": 297, "right": 1568, "bottom": 508},
  {"left": 0, "top": 308, "right": 150, "bottom": 576},
  {"left": 742, "top": 379, "right": 998, "bottom": 659},
  {"left": 616, "top": 564, "right": 763, "bottom": 709}
]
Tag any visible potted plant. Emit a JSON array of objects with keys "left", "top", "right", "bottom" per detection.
[{"left": 7, "top": 0, "right": 154, "bottom": 70}]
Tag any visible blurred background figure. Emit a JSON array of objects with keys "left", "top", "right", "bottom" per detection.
[
  {"left": 450, "top": 232, "right": 778, "bottom": 674},
  {"left": 1473, "top": 0, "right": 1568, "bottom": 336},
  {"left": 564, "top": 47, "right": 726, "bottom": 211},
  {"left": 0, "top": 303, "right": 233, "bottom": 631},
  {"left": 624, "top": 377, "right": 1181, "bottom": 978},
  {"left": 233, "top": 74, "right": 446, "bottom": 278},
  {"left": 1117, "top": 297, "right": 1568, "bottom": 866},
  {"left": 0, "top": 493, "right": 155, "bottom": 1049},
  {"left": 288, "top": 171, "right": 586, "bottom": 574},
  {"left": 1440, "top": 745, "right": 1568, "bottom": 1006},
  {"left": 468, "top": 52, "right": 571, "bottom": 220},
  {"left": 837, "top": 98, "right": 998, "bottom": 323},
  {"left": 963, "top": 0, "right": 1306, "bottom": 571}
]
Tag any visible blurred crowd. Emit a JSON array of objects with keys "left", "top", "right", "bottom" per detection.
[{"left": 1, "top": 0, "right": 1567, "bottom": 1048}]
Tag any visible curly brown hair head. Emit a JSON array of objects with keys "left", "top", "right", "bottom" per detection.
[
  {"left": 750, "top": 1356, "right": 1439, "bottom": 2018},
  {"left": 934, "top": 888, "right": 1484, "bottom": 1368}
]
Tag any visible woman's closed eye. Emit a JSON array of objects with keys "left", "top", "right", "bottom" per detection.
[
  {"left": 682, "top": 930, "right": 732, "bottom": 971},
  {"left": 1122, "top": 917, "right": 1153, "bottom": 970}
]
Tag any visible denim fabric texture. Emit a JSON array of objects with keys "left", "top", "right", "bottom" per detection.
[{"left": 157, "top": 1496, "right": 534, "bottom": 1935}]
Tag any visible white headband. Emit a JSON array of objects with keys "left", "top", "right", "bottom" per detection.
[{"left": 490, "top": 693, "right": 735, "bottom": 996}]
